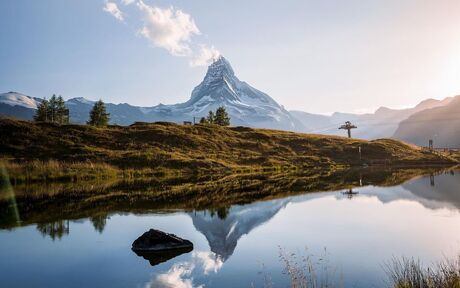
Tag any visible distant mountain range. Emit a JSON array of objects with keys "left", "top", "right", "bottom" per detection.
[
  {"left": 1, "top": 56, "right": 459, "bottom": 146},
  {"left": 291, "top": 97, "right": 454, "bottom": 138},
  {"left": 394, "top": 96, "right": 460, "bottom": 147},
  {"left": 0, "top": 56, "right": 303, "bottom": 130}
]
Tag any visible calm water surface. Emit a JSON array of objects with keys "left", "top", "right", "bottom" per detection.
[{"left": 1, "top": 171, "right": 460, "bottom": 287}]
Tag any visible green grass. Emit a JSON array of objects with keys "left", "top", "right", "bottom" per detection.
[{"left": 0, "top": 118, "right": 456, "bottom": 182}]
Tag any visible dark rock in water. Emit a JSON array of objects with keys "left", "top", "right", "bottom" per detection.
[
  {"left": 132, "top": 229, "right": 193, "bottom": 252},
  {"left": 134, "top": 247, "right": 193, "bottom": 266}
]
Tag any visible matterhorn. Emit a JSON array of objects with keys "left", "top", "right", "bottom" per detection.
[{"left": 147, "top": 56, "right": 304, "bottom": 130}]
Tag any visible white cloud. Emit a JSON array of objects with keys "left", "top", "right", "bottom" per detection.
[
  {"left": 121, "top": 0, "right": 135, "bottom": 5},
  {"left": 190, "top": 45, "right": 220, "bottom": 67},
  {"left": 104, "top": 0, "right": 219, "bottom": 65},
  {"left": 147, "top": 262, "right": 198, "bottom": 288},
  {"left": 144, "top": 251, "right": 223, "bottom": 288},
  {"left": 103, "top": 2, "right": 124, "bottom": 22},
  {"left": 137, "top": 0, "right": 200, "bottom": 56},
  {"left": 193, "top": 251, "right": 224, "bottom": 274}
]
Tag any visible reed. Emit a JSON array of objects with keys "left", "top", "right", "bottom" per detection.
[
  {"left": 385, "top": 256, "right": 460, "bottom": 288},
  {"left": 1, "top": 159, "right": 118, "bottom": 183}
]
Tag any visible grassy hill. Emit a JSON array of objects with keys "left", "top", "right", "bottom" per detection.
[{"left": 0, "top": 118, "right": 456, "bottom": 181}]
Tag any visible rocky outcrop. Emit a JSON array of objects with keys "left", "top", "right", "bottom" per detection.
[{"left": 132, "top": 229, "right": 193, "bottom": 252}]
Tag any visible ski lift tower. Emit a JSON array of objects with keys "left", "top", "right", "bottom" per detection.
[{"left": 339, "top": 121, "right": 357, "bottom": 138}]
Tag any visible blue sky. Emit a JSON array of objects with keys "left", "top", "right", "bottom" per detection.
[{"left": 1, "top": 0, "right": 460, "bottom": 114}]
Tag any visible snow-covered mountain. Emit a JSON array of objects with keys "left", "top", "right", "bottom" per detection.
[
  {"left": 0, "top": 57, "right": 304, "bottom": 130},
  {"left": 0, "top": 92, "right": 42, "bottom": 120},
  {"left": 143, "top": 56, "right": 305, "bottom": 130},
  {"left": 0, "top": 91, "right": 40, "bottom": 109}
]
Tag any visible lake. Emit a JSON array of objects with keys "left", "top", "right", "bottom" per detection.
[{"left": 1, "top": 168, "right": 460, "bottom": 287}]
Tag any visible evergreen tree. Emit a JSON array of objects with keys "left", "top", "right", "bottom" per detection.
[
  {"left": 90, "top": 215, "right": 107, "bottom": 234},
  {"left": 48, "top": 94, "right": 58, "bottom": 123},
  {"left": 56, "top": 95, "right": 69, "bottom": 124},
  {"left": 34, "top": 94, "right": 70, "bottom": 124},
  {"left": 214, "top": 106, "right": 230, "bottom": 126},
  {"left": 199, "top": 117, "right": 208, "bottom": 124},
  {"left": 88, "top": 100, "right": 110, "bottom": 127},
  {"left": 217, "top": 206, "right": 230, "bottom": 220},
  {"left": 34, "top": 99, "right": 50, "bottom": 122},
  {"left": 206, "top": 110, "right": 215, "bottom": 124}
]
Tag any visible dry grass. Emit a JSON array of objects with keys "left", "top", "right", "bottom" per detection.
[
  {"left": 0, "top": 158, "right": 185, "bottom": 184},
  {"left": 260, "top": 250, "right": 460, "bottom": 288},
  {"left": 0, "top": 118, "right": 456, "bottom": 182},
  {"left": 2, "top": 159, "right": 118, "bottom": 182},
  {"left": 279, "top": 247, "right": 339, "bottom": 288},
  {"left": 258, "top": 247, "right": 341, "bottom": 288},
  {"left": 385, "top": 256, "right": 460, "bottom": 288}
]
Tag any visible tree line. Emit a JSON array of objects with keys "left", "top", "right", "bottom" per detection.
[
  {"left": 34, "top": 94, "right": 69, "bottom": 124},
  {"left": 200, "top": 106, "right": 230, "bottom": 126},
  {"left": 35, "top": 96, "right": 231, "bottom": 127},
  {"left": 35, "top": 96, "right": 110, "bottom": 127}
]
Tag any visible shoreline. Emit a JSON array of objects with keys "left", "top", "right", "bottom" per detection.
[{"left": 0, "top": 118, "right": 457, "bottom": 184}]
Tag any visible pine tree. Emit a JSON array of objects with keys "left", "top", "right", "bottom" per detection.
[
  {"left": 199, "top": 117, "right": 208, "bottom": 124},
  {"left": 34, "top": 94, "right": 70, "bottom": 124},
  {"left": 214, "top": 106, "right": 230, "bottom": 126},
  {"left": 34, "top": 99, "right": 50, "bottom": 122},
  {"left": 56, "top": 95, "right": 69, "bottom": 124},
  {"left": 206, "top": 111, "right": 215, "bottom": 124},
  {"left": 48, "top": 94, "right": 58, "bottom": 123},
  {"left": 88, "top": 100, "right": 110, "bottom": 127}
]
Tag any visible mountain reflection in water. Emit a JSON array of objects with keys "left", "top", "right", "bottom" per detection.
[
  {"left": 190, "top": 198, "right": 290, "bottom": 261},
  {"left": 1, "top": 167, "right": 460, "bottom": 288}
]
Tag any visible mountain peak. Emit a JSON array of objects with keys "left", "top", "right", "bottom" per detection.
[
  {"left": 181, "top": 56, "right": 299, "bottom": 131},
  {"left": 206, "top": 55, "right": 235, "bottom": 79},
  {"left": 67, "top": 97, "right": 95, "bottom": 105}
]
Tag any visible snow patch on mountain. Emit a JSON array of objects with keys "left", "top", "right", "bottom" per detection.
[
  {"left": 66, "top": 97, "right": 95, "bottom": 105},
  {"left": 0, "top": 92, "right": 40, "bottom": 109}
]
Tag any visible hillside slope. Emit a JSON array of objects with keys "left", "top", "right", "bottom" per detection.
[
  {"left": 393, "top": 96, "right": 460, "bottom": 147},
  {"left": 0, "top": 119, "right": 455, "bottom": 175}
]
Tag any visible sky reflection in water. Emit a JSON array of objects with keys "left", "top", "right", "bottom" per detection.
[{"left": 1, "top": 171, "right": 460, "bottom": 287}]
